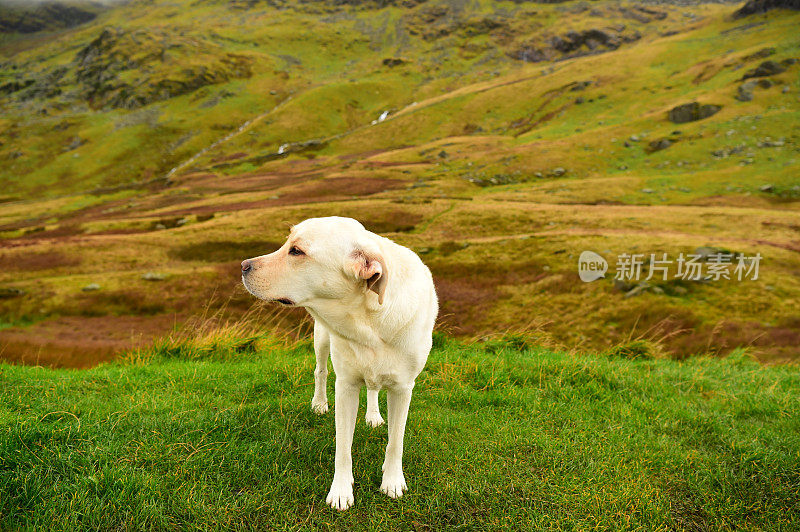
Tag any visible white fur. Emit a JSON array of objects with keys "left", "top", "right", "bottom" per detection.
[{"left": 242, "top": 216, "right": 438, "bottom": 511}]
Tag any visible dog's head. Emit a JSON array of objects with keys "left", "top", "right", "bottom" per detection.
[{"left": 241, "top": 216, "right": 388, "bottom": 308}]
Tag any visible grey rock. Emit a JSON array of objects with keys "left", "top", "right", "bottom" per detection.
[
  {"left": 695, "top": 246, "right": 728, "bottom": 261},
  {"left": 550, "top": 167, "right": 566, "bottom": 177},
  {"left": 382, "top": 58, "right": 406, "bottom": 67},
  {"left": 759, "top": 184, "right": 775, "bottom": 192},
  {"left": 667, "top": 102, "right": 721, "bottom": 123},
  {"left": 624, "top": 282, "right": 650, "bottom": 298},
  {"left": 736, "top": 80, "right": 759, "bottom": 101},
  {"left": 647, "top": 138, "right": 672, "bottom": 153},
  {"left": 613, "top": 279, "right": 634, "bottom": 292},
  {"left": 741, "top": 60, "right": 787, "bottom": 80},
  {"left": 142, "top": 272, "right": 167, "bottom": 281},
  {"left": 758, "top": 138, "right": 785, "bottom": 147},
  {"left": 0, "top": 287, "right": 26, "bottom": 298}
]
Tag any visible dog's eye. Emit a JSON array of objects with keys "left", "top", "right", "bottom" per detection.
[{"left": 288, "top": 246, "right": 305, "bottom": 256}]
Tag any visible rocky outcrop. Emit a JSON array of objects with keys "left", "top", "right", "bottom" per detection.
[
  {"left": 509, "top": 27, "right": 640, "bottom": 63},
  {"left": 741, "top": 59, "right": 791, "bottom": 79},
  {"left": 667, "top": 102, "right": 721, "bottom": 123},
  {"left": 0, "top": 27, "right": 254, "bottom": 109},
  {"left": 404, "top": 5, "right": 507, "bottom": 41},
  {"left": 73, "top": 28, "right": 253, "bottom": 109},
  {"left": 0, "top": 1, "right": 98, "bottom": 34},
  {"left": 734, "top": 0, "right": 800, "bottom": 17}
]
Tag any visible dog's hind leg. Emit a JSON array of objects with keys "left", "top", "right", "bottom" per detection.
[
  {"left": 365, "top": 389, "right": 384, "bottom": 427},
  {"left": 311, "top": 320, "right": 330, "bottom": 414}
]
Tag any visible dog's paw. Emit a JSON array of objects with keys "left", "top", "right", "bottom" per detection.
[
  {"left": 311, "top": 399, "right": 328, "bottom": 415},
  {"left": 326, "top": 481, "right": 354, "bottom": 511},
  {"left": 380, "top": 472, "right": 407, "bottom": 499},
  {"left": 365, "top": 410, "right": 384, "bottom": 428}
]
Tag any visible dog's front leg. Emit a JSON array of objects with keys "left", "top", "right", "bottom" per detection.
[
  {"left": 326, "top": 379, "right": 359, "bottom": 511},
  {"left": 311, "top": 323, "right": 330, "bottom": 414},
  {"left": 381, "top": 384, "right": 413, "bottom": 498}
]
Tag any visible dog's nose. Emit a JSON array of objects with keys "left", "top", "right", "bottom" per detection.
[{"left": 241, "top": 259, "right": 252, "bottom": 274}]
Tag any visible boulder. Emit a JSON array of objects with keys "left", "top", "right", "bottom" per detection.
[
  {"left": 0, "top": 287, "right": 25, "bottom": 298},
  {"left": 646, "top": 138, "right": 672, "bottom": 153},
  {"left": 736, "top": 80, "right": 759, "bottom": 102},
  {"left": 741, "top": 60, "right": 786, "bottom": 80},
  {"left": 667, "top": 102, "right": 721, "bottom": 123}
]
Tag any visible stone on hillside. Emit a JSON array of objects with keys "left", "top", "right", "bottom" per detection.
[
  {"left": 82, "top": 283, "right": 101, "bottom": 291},
  {"left": 646, "top": 138, "right": 672, "bottom": 153},
  {"left": 142, "top": 272, "right": 167, "bottom": 281},
  {"left": 0, "top": 287, "right": 25, "bottom": 298},
  {"left": 736, "top": 80, "right": 759, "bottom": 101},
  {"left": 759, "top": 184, "right": 775, "bottom": 192},
  {"left": 758, "top": 138, "right": 785, "bottom": 147},
  {"left": 382, "top": 58, "right": 406, "bottom": 67},
  {"left": 667, "top": 102, "right": 721, "bottom": 123},
  {"left": 570, "top": 81, "right": 594, "bottom": 91},
  {"left": 741, "top": 60, "right": 786, "bottom": 80},
  {"left": 624, "top": 282, "right": 650, "bottom": 298},
  {"left": 613, "top": 279, "right": 634, "bottom": 292},
  {"left": 694, "top": 246, "right": 735, "bottom": 261},
  {"left": 549, "top": 167, "right": 566, "bottom": 177}
]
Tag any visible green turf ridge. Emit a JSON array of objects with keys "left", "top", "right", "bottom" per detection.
[{"left": 1, "top": 333, "right": 798, "bottom": 530}]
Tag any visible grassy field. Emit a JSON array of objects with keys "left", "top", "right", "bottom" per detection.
[{"left": 1, "top": 330, "right": 798, "bottom": 529}]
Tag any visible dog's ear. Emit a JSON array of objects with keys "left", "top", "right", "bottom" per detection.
[{"left": 347, "top": 249, "right": 388, "bottom": 304}]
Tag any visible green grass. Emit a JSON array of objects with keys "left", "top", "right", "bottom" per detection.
[{"left": 1, "top": 333, "right": 798, "bottom": 530}]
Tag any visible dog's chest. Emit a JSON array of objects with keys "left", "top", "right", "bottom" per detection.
[{"left": 331, "top": 338, "right": 404, "bottom": 389}]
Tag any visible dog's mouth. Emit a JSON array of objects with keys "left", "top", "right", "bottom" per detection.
[{"left": 272, "top": 298, "right": 295, "bottom": 306}]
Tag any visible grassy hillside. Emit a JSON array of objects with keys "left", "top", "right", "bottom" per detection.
[
  {"left": 0, "top": 0, "right": 799, "bottom": 365},
  {"left": 0, "top": 333, "right": 798, "bottom": 529}
]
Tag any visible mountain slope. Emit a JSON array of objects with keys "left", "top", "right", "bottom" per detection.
[{"left": 0, "top": 0, "right": 799, "bottom": 364}]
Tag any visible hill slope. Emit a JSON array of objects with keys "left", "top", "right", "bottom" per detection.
[
  {"left": 0, "top": 0, "right": 799, "bottom": 364},
  {"left": 1, "top": 335, "right": 799, "bottom": 529}
]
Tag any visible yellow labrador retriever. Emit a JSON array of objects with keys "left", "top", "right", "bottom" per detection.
[{"left": 241, "top": 216, "right": 438, "bottom": 510}]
